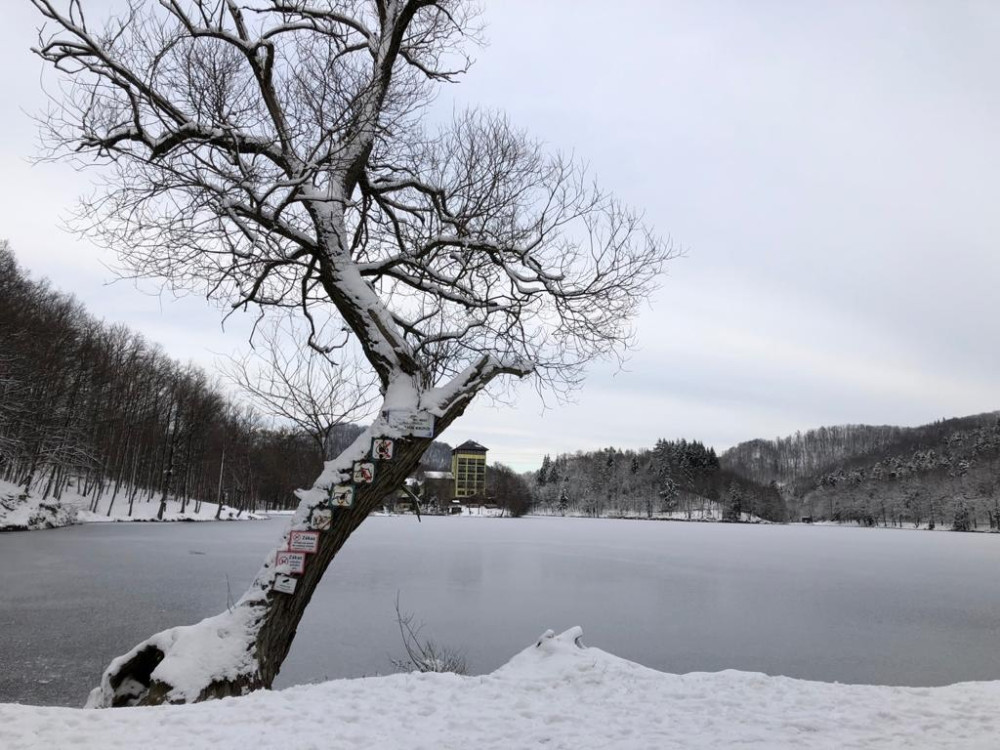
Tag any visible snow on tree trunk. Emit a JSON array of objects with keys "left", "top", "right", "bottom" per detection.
[{"left": 86, "top": 376, "right": 485, "bottom": 707}]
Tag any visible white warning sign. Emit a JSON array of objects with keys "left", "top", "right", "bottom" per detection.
[
  {"left": 330, "top": 485, "right": 354, "bottom": 507},
  {"left": 353, "top": 462, "right": 375, "bottom": 485},
  {"left": 289, "top": 530, "right": 319, "bottom": 554},
  {"left": 275, "top": 550, "right": 306, "bottom": 575},
  {"left": 372, "top": 438, "right": 395, "bottom": 461},
  {"left": 385, "top": 410, "right": 435, "bottom": 438}
]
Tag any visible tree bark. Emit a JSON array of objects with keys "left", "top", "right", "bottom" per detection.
[{"left": 253, "top": 427, "right": 433, "bottom": 687}]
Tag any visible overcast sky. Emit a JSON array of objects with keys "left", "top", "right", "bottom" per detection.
[{"left": 2, "top": 1, "right": 999, "bottom": 471}]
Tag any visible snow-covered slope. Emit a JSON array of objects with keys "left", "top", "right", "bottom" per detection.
[
  {"left": 2, "top": 627, "right": 997, "bottom": 749},
  {"left": 0, "top": 478, "right": 263, "bottom": 531}
]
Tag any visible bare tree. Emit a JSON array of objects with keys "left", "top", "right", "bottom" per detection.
[
  {"left": 0, "top": 243, "right": 316, "bottom": 517},
  {"left": 222, "top": 315, "right": 377, "bottom": 461},
  {"left": 31, "top": 0, "right": 673, "bottom": 706}
]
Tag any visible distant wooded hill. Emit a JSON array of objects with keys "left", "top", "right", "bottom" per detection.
[
  {"left": 530, "top": 412, "right": 1000, "bottom": 530},
  {"left": 530, "top": 440, "right": 787, "bottom": 522},
  {"left": 721, "top": 413, "right": 1000, "bottom": 530},
  {"left": 0, "top": 243, "right": 452, "bottom": 513}
]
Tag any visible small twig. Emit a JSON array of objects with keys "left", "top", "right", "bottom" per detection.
[{"left": 391, "top": 592, "right": 466, "bottom": 674}]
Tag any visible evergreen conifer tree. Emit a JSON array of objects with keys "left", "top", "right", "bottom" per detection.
[{"left": 537, "top": 455, "right": 551, "bottom": 487}]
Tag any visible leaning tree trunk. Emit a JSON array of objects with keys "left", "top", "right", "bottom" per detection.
[{"left": 85, "top": 380, "right": 484, "bottom": 708}]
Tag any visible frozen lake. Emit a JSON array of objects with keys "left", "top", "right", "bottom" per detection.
[{"left": 2, "top": 516, "right": 999, "bottom": 706}]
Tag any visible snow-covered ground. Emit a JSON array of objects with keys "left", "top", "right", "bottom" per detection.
[
  {"left": 0, "top": 478, "right": 265, "bottom": 531},
  {"left": 460, "top": 504, "right": 504, "bottom": 517},
  {"left": 1, "top": 627, "right": 996, "bottom": 749},
  {"left": 804, "top": 519, "right": 994, "bottom": 532}
]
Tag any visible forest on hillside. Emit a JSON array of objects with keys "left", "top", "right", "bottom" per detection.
[
  {"left": 536, "top": 413, "right": 1000, "bottom": 530},
  {"left": 0, "top": 243, "right": 320, "bottom": 514},
  {"left": 530, "top": 439, "right": 787, "bottom": 522},
  {"left": 723, "top": 415, "right": 1000, "bottom": 530},
  {"left": 0, "top": 243, "right": 454, "bottom": 516}
]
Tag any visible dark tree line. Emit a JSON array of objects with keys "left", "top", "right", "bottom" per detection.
[
  {"left": 0, "top": 242, "right": 319, "bottom": 515},
  {"left": 532, "top": 439, "right": 787, "bottom": 522},
  {"left": 488, "top": 463, "right": 532, "bottom": 518},
  {"left": 722, "top": 414, "right": 1000, "bottom": 485},
  {"left": 721, "top": 424, "right": 907, "bottom": 485},
  {"left": 723, "top": 414, "right": 1000, "bottom": 530},
  {"left": 798, "top": 422, "right": 1000, "bottom": 530}
]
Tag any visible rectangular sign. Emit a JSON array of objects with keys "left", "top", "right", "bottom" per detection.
[
  {"left": 372, "top": 438, "right": 395, "bottom": 461},
  {"left": 289, "top": 530, "right": 320, "bottom": 554},
  {"left": 385, "top": 410, "right": 435, "bottom": 438},
  {"left": 275, "top": 550, "right": 306, "bottom": 575},
  {"left": 310, "top": 508, "right": 333, "bottom": 531},
  {"left": 353, "top": 462, "right": 375, "bottom": 485},
  {"left": 330, "top": 485, "right": 354, "bottom": 508},
  {"left": 273, "top": 575, "right": 297, "bottom": 595}
]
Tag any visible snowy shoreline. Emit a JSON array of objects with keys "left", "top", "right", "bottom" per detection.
[
  {"left": 1, "top": 627, "right": 997, "bottom": 749},
  {"left": 0, "top": 478, "right": 266, "bottom": 532},
  {"left": 7, "top": 494, "right": 994, "bottom": 534}
]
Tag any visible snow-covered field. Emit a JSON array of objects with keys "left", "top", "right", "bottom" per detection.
[
  {"left": 0, "top": 478, "right": 264, "bottom": 531},
  {"left": 1, "top": 627, "right": 996, "bottom": 749}
]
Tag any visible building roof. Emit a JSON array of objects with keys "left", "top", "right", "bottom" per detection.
[
  {"left": 452, "top": 440, "right": 488, "bottom": 454},
  {"left": 422, "top": 471, "right": 453, "bottom": 480}
]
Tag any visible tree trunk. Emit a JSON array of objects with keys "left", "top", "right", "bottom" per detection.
[
  {"left": 87, "top": 389, "right": 478, "bottom": 708},
  {"left": 157, "top": 436, "right": 175, "bottom": 521},
  {"left": 214, "top": 447, "right": 226, "bottom": 520},
  {"left": 251, "top": 429, "right": 430, "bottom": 687},
  {"left": 157, "top": 402, "right": 179, "bottom": 521}
]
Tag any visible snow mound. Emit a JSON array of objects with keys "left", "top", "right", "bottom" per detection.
[
  {"left": 496, "top": 625, "right": 588, "bottom": 673},
  {"left": 86, "top": 607, "right": 261, "bottom": 708},
  {"left": 0, "top": 497, "right": 76, "bottom": 531},
  {"left": 4, "top": 626, "right": 1000, "bottom": 748},
  {"left": 0, "top": 484, "right": 78, "bottom": 531}
]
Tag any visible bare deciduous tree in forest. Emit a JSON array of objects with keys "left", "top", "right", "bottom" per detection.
[
  {"left": 0, "top": 242, "right": 323, "bottom": 520},
  {"left": 222, "top": 315, "right": 377, "bottom": 461},
  {"left": 31, "top": 0, "right": 672, "bottom": 706}
]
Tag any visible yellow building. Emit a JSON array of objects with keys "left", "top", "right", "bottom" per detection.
[{"left": 451, "top": 441, "right": 488, "bottom": 499}]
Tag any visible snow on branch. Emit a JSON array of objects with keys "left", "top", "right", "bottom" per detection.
[{"left": 33, "top": 0, "right": 668, "bottom": 399}]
